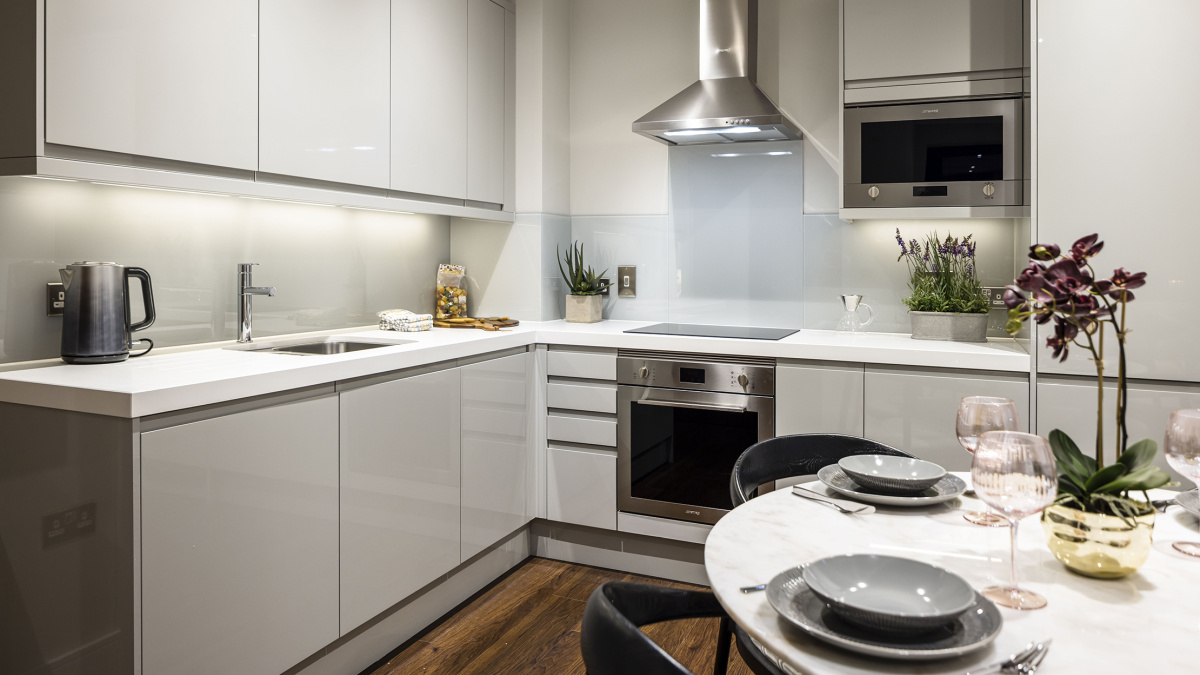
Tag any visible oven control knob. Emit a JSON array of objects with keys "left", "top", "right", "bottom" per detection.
[
  {"left": 982, "top": 182, "right": 996, "bottom": 197},
  {"left": 737, "top": 373, "right": 749, "bottom": 388},
  {"left": 639, "top": 366, "right": 649, "bottom": 379},
  {"left": 867, "top": 185, "right": 880, "bottom": 200}
]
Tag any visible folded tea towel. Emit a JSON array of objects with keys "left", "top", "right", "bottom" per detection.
[{"left": 378, "top": 309, "right": 433, "bottom": 331}]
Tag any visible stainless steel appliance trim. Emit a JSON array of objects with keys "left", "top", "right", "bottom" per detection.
[
  {"left": 637, "top": 398, "right": 748, "bottom": 413},
  {"left": 843, "top": 97, "right": 1023, "bottom": 207},
  {"left": 617, "top": 384, "right": 773, "bottom": 526},
  {"left": 618, "top": 349, "right": 774, "bottom": 367},
  {"left": 617, "top": 355, "right": 775, "bottom": 395},
  {"left": 844, "top": 179, "right": 1022, "bottom": 208}
]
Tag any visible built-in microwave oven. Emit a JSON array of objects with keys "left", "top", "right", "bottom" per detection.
[{"left": 843, "top": 97, "right": 1023, "bottom": 208}]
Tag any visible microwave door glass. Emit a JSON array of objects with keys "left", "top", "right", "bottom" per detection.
[
  {"left": 861, "top": 115, "right": 1004, "bottom": 183},
  {"left": 629, "top": 402, "right": 759, "bottom": 510}
]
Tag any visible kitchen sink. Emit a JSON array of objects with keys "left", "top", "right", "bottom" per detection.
[{"left": 226, "top": 336, "right": 416, "bottom": 355}]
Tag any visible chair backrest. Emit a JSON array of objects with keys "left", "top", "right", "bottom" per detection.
[
  {"left": 730, "top": 434, "right": 913, "bottom": 506},
  {"left": 580, "top": 582, "right": 726, "bottom": 675}
]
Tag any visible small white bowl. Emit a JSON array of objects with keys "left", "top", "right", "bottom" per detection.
[
  {"left": 802, "top": 554, "right": 976, "bottom": 634},
  {"left": 838, "top": 455, "right": 946, "bottom": 494}
]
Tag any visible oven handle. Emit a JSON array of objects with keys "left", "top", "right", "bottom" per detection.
[{"left": 636, "top": 398, "right": 748, "bottom": 413}]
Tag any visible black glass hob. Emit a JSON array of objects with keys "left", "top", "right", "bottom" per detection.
[{"left": 624, "top": 323, "right": 800, "bottom": 341}]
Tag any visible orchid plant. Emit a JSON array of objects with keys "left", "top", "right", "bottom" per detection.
[
  {"left": 895, "top": 230, "right": 989, "bottom": 314},
  {"left": 1003, "top": 234, "right": 1171, "bottom": 517}
]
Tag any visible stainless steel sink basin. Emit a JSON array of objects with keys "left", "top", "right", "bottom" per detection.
[{"left": 226, "top": 336, "right": 416, "bottom": 355}]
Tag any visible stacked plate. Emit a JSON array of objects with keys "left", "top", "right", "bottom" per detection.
[
  {"left": 766, "top": 554, "right": 1003, "bottom": 660},
  {"left": 817, "top": 455, "right": 967, "bottom": 506}
]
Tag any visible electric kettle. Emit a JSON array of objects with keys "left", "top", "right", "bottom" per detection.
[{"left": 59, "top": 262, "right": 156, "bottom": 364}]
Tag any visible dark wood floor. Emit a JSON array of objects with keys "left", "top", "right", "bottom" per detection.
[{"left": 367, "top": 557, "right": 756, "bottom": 675}]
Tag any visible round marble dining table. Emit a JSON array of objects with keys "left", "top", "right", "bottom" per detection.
[{"left": 705, "top": 473, "right": 1199, "bottom": 674}]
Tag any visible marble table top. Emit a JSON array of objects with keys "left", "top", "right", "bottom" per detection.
[{"left": 704, "top": 473, "right": 1199, "bottom": 674}]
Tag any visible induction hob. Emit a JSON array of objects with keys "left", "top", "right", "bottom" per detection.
[{"left": 624, "top": 323, "right": 800, "bottom": 341}]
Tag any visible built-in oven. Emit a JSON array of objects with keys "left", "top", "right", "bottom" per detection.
[
  {"left": 844, "top": 97, "right": 1023, "bottom": 208},
  {"left": 617, "top": 351, "right": 774, "bottom": 526}
]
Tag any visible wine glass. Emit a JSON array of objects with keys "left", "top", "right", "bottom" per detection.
[
  {"left": 957, "top": 396, "right": 1021, "bottom": 526},
  {"left": 1164, "top": 409, "right": 1200, "bottom": 557},
  {"left": 972, "top": 430, "right": 1058, "bottom": 610}
]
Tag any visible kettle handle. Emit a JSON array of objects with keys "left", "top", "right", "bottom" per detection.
[{"left": 125, "top": 267, "right": 156, "bottom": 332}]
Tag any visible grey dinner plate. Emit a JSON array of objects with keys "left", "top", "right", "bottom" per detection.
[
  {"left": 766, "top": 565, "right": 1003, "bottom": 661},
  {"left": 817, "top": 465, "right": 968, "bottom": 506},
  {"left": 1177, "top": 489, "right": 1200, "bottom": 517}
]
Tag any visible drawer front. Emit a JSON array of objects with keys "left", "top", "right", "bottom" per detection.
[
  {"left": 547, "top": 446, "right": 616, "bottom": 530},
  {"left": 546, "top": 412, "right": 617, "bottom": 447},
  {"left": 547, "top": 381, "right": 617, "bottom": 414},
  {"left": 547, "top": 350, "right": 616, "bottom": 381}
]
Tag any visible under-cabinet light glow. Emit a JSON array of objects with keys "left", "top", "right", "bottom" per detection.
[
  {"left": 22, "top": 175, "right": 77, "bottom": 182},
  {"left": 341, "top": 206, "right": 414, "bottom": 215},
  {"left": 91, "top": 181, "right": 230, "bottom": 197}
]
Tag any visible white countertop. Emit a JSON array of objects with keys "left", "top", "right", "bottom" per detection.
[{"left": 0, "top": 320, "right": 1029, "bottom": 418}]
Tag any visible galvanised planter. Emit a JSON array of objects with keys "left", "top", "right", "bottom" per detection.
[{"left": 909, "top": 311, "right": 989, "bottom": 343}]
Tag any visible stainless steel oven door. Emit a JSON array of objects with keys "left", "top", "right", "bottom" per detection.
[
  {"left": 844, "top": 97, "right": 1023, "bottom": 208},
  {"left": 618, "top": 385, "right": 774, "bottom": 525}
]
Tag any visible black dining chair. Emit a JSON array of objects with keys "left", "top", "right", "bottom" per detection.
[
  {"left": 581, "top": 582, "right": 785, "bottom": 675},
  {"left": 730, "top": 433, "right": 914, "bottom": 506}
]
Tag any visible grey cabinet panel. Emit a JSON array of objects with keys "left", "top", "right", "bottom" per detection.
[
  {"left": 547, "top": 446, "right": 617, "bottom": 530},
  {"left": 863, "top": 369, "right": 1029, "bottom": 471},
  {"left": 466, "top": 0, "right": 505, "bottom": 203},
  {"left": 339, "top": 367, "right": 461, "bottom": 632},
  {"left": 844, "top": 0, "right": 1023, "bottom": 82},
  {"left": 461, "top": 352, "right": 531, "bottom": 561},
  {"left": 141, "top": 396, "right": 339, "bottom": 675},
  {"left": 1037, "top": 379, "right": 1200, "bottom": 487},
  {"left": 776, "top": 363, "right": 865, "bottom": 437}
]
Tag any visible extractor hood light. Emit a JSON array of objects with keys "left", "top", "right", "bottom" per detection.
[
  {"left": 22, "top": 175, "right": 77, "bottom": 182},
  {"left": 711, "top": 150, "right": 794, "bottom": 158},
  {"left": 664, "top": 126, "right": 761, "bottom": 137}
]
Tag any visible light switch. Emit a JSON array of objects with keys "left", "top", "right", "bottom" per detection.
[{"left": 617, "top": 265, "right": 636, "bottom": 298}]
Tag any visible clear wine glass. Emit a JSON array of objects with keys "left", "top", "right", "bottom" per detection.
[
  {"left": 1164, "top": 409, "right": 1200, "bottom": 557},
  {"left": 972, "top": 430, "right": 1058, "bottom": 610},
  {"left": 957, "top": 396, "right": 1021, "bottom": 527}
]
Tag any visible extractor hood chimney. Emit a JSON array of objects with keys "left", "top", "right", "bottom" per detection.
[{"left": 632, "top": 0, "right": 802, "bottom": 145}]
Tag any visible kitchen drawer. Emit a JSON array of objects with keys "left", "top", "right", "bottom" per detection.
[
  {"left": 546, "top": 411, "right": 616, "bottom": 447},
  {"left": 547, "top": 381, "right": 617, "bottom": 414},
  {"left": 547, "top": 445, "right": 616, "bottom": 530},
  {"left": 547, "top": 349, "right": 616, "bottom": 381}
]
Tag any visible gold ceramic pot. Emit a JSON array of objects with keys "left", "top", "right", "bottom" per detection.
[{"left": 1041, "top": 503, "right": 1155, "bottom": 579}]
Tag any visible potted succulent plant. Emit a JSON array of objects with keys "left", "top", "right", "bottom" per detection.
[
  {"left": 558, "top": 242, "right": 613, "bottom": 323},
  {"left": 1003, "top": 233, "right": 1171, "bottom": 578},
  {"left": 895, "top": 230, "right": 990, "bottom": 342}
]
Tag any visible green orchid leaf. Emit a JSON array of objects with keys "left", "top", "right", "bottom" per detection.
[
  {"left": 1049, "top": 430, "right": 1094, "bottom": 486},
  {"left": 1057, "top": 475, "right": 1084, "bottom": 498},
  {"left": 1084, "top": 463, "right": 1127, "bottom": 492},
  {"left": 1095, "top": 465, "right": 1173, "bottom": 494},
  {"left": 1117, "top": 438, "right": 1157, "bottom": 472}
]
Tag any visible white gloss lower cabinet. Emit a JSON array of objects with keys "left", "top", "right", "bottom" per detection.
[
  {"left": 863, "top": 368, "right": 1029, "bottom": 471},
  {"left": 547, "top": 446, "right": 617, "bottom": 530},
  {"left": 140, "top": 396, "right": 340, "bottom": 675},
  {"left": 776, "top": 362, "right": 865, "bottom": 436},
  {"left": 260, "top": 0, "right": 390, "bottom": 187},
  {"left": 45, "top": 0, "right": 258, "bottom": 170},
  {"left": 461, "top": 352, "right": 531, "bottom": 561},
  {"left": 339, "top": 368, "right": 461, "bottom": 632}
]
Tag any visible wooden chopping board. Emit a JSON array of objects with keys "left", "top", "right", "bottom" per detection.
[{"left": 433, "top": 317, "right": 519, "bottom": 331}]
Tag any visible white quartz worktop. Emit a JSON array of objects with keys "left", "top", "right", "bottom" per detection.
[{"left": 0, "top": 320, "right": 1029, "bottom": 418}]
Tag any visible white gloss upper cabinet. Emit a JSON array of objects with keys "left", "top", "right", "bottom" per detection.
[
  {"left": 460, "top": 352, "right": 531, "bottom": 561},
  {"left": 45, "top": 0, "right": 258, "bottom": 170},
  {"left": 392, "top": 0, "right": 468, "bottom": 199},
  {"left": 466, "top": 0, "right": 505, "bottom": 204},
  {"left": 140, "top": 396, "right": 340, "bottom": 675},
  {"left": 339, "top": 367, "right": 461, "bottom": 633},
  {"left": 260, "top": 0, "right": 390, "bottom": 188},
  {"left": 843, "top": 0, "right": 1023, "bottom": 83}
]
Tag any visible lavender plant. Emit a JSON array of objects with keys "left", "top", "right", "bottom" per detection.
[
  {"left": 894, "top": 230, "right": 989, "bottom": 314},
  {"left": 1003, "top": 233, "right": 1170, "bottom": 517}
]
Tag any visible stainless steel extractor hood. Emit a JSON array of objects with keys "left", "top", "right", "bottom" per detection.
[{"left": 633, "top": 0, "right": 802, "bottom": 145}]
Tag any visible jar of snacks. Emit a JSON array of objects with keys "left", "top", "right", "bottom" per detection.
[{"left": 436, "top": 264, "right": 467, "bottom": 319}]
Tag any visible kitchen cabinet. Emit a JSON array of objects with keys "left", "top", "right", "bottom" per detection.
[
  {"left": 547, "top": 445, "right": 618, "bottom": 530},
  {"left": 460, "top": 352, "right": 531, "bottom": 560},
  {"left": 260, "top": 0, "right": 390, "bottom": 188},
  {"left": 776, "top": 362, "right": 865, "bottom": 437},
  {"left": 391, "top": 0, "right": 468, "bottom": 199},
  {"left": 467, "top": 0, "right": 505, "bottom": 203},
  {"left": 863, "top": 367, "right": 1029, "bottom": 471},
  {"left": 547, "top": 348, "right": 618, "bottom": 381},
  {"left": 140, "top": 395, "right": 339, "bottom": 675},
  {"left": 45, "top": 0, "right": 258, "bottom": 170},
  {"left": 843, "top": 0, "right": 1023, "bottom": 83},
  {"left": 339, "top": 367, "right": 461, "bottom": 632}
]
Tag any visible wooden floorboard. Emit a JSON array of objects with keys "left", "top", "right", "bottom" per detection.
[{"left": 367, "top": 557, "right": 755, "bottom": 675}]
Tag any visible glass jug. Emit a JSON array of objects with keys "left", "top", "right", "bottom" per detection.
[{"left": 837, "top": 294, "right": 874, "bottom": 332}]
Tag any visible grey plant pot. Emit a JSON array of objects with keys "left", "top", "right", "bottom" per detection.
[
  {"left": 565, "top": 294, "right": 602, "bottom": 323},
  {"left": 909, "top": 311, "right": 989, "bottom": 343}
]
